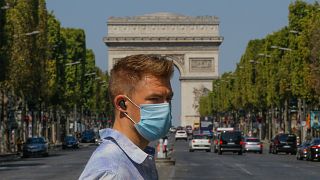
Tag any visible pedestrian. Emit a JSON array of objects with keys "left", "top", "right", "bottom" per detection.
[
  {"left": 79, "top": 54, "right": 174, "bottom": 180},
  {"left": 163, "top": 136, "right": 168, "bottom": 156},
  {"left": 16, "top": 137, "right": 23, "bottom": 154}
]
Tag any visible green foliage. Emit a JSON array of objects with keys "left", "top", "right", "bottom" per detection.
[
  {"left": 200, "top": 0, "right": 320, "bottom": 117},
  {"left": 1, "top": 0, "right": 110, "bottom": 121}
]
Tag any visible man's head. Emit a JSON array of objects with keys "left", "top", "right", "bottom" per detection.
[
  {"left": 109, "top": 54, "right": 174, "bottom": 102},
  {"left": 109, "top": 54, "right": 174, "bottom": 146}
]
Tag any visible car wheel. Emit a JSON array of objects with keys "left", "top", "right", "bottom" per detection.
[
  {"left": 238, "top": 151, "right": 242, "bottom": 155},
  {"left": 206, "top": 149, "right": 211, "bottom": 152},
  {"left": 189, "top": 149, "right": 194, "bottom": 152},
  {"left": 259, "top": 151, "right": 262, "bottom": 154}
]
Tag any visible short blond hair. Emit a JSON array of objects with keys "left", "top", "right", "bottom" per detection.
[{"left": 109, "top": 54, "right": 174, "bottom": 105}]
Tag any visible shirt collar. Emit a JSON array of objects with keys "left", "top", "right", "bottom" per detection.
[{"left": 99, "top": 128, "right": 148, "bottom": 164}]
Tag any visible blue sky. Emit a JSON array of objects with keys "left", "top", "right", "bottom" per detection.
[{"left": 46, "top": 0, "right": 316, "bottom": 126}]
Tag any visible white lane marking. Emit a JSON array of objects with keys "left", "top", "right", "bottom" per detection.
[{"left": 234, "top": 163, "right": 253, "bottom": 176}]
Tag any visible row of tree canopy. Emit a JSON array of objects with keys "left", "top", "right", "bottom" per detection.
[
  {"left": 0, "top": 0, "right": 111, "bottom": 121},
  {"left": 199, "top": 1, "right": 320, "bottom": 119}
]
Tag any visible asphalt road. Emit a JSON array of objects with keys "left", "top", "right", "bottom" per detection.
[
  {"left": 163, "top": 137, "right": 320, "bottom": 180},
  {"left": 1, "top": 137, "right": 320, "bottom": 180},
  {"left": 0, "top": 144, "right": 95, "bottom": 180}
]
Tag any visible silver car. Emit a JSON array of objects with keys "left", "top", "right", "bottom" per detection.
[{"left": 242, "top": 137, "right": 263, "bottom": 154}]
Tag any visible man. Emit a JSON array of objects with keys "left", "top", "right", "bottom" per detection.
[{"left": 79, "top": 54, "right": 174, "bottom": 180}]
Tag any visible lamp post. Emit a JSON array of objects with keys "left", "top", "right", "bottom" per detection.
[
  {"left": 65, "top": 61, "right": 80, "bottom": 135},
  {"left": 271, "top": 45, "right": 293, "bottom": 134},
  {"left": 258, "top": 53, "right": 273, "bottom": 140}
]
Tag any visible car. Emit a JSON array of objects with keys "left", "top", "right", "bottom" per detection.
[
  {"left": 189, "top": 134, "right": 211, "bottom": 152},
  {"left": 269, "top": 133, "right": 297, "bottom": 155},
  {"left": 175, "top": 130, "right": 188, "bottom": 141},
  {"left": 169, "top": 126, "right": 177, "bottom": 133},
  {"left": 306, "top": 138, "right": 320, "bottom": 161},
  {"left": 200, "top": 129, "right": 213, "bottom": 139},
  {"left": 62, "top": 135, "right": 79, "bottom": 149},
  {"left": 81, "top": 130, "right": 96, "bottom": 143},
  {"left": 242, "top": 137, "right": 263, "bottom": 154},
  {"left": 186, "top": 125, "right": 193, "bottom": 135},
  {"left": 217, "top": 131, "right": 243, "bottom": 155},
  {"left": 22, "top": 137, "right": 49, "bottom": 158},
  {"left": 296, "top": 140, "right": 311, "bottom": 160}
]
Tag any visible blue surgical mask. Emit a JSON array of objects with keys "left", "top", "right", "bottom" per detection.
[{"left": 124, "top": 96, "right": 172, "bottom": 141}]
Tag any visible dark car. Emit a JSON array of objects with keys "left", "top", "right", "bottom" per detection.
[
  {"left": 23, "top": 137, "right": 49, "bottom": 158},
  {"left": 62, "top": 135, "right": 79, "bottom": 149},
  {"left": 217, "top": 131, "right": 243, "bottom": 155},
  {"left": 306, "top": 138, "right": 320, "bottom": 161},
  {"left": 81, "top": 130, "right": 96, "bottom": 143},
  {"left": 269, "top": 133, "right": 297, "bottom": 155},
  {"left": 296, "top": 140, "right": 311, "bottom": 160}
]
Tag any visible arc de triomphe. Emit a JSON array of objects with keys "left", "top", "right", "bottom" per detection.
[{"left": 104, "top": 12, "right": 223, "bottom": 127}]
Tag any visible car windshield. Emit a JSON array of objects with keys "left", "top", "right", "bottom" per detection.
[
  {"left": 246, "top": 138, "right": 260, "bottom": 142},
  {"left": 313, "top": 139, "right": 320, "bottom": 144},
  {"left": 65, "top": 136, "right": 76, "bottom": 141},
  {"left": 27, "top": 138, "right": 45, "bottom": 144},
  {"left": 221, "top": 132, "right": 241, "bottom": 141},
  {"left": 193, "top": 135, "right": 209, "bottom": 139},
  {"left": 279, "top": 134, "right": 296, "bottom": 142}
]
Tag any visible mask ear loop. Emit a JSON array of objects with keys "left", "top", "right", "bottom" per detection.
[
  {"left": 123, "top": 112, "right": 137, "bottom": 125},
  {"left": 123, "top": 95, "right": 140, "bottom": 125},
  {"left": 124, "top": 95, "right": 140, "bottom": 109}
]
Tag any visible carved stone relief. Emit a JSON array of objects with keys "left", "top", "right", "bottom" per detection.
[
  {"left": 192, "top": 85, "right": 210, "bottom": 113},
  {"left": 189, "top": 58, "right": 214, "bottom": 72}
]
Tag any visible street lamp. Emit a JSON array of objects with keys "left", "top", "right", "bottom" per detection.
[
  {"left": 270, "top": 45, "right": 293, "bottom": 134},
  {"left": 65, "top": 61, "right": 81, "bottom": 135}
]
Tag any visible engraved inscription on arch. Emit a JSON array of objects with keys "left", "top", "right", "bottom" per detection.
[{"left": 189, "top": 58, "right": 214, "bottom": 72}]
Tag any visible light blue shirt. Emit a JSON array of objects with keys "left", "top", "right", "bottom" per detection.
[{"left": 79, "top": 128, "right": 158, "bottom": 180}]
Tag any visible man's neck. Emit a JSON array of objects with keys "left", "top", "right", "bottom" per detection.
[{"left": 113, "top": 119, "right": 148, "bottom": 150}]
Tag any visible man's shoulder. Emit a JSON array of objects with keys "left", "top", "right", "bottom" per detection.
[{"left": 79, "top": 141, "right": 131, "bottom": 178}]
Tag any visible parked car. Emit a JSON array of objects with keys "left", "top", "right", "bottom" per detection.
[
  {"left": 175, "top": 130, "right": 188, "bottom": 141},
  {"left": 81, "top": 130, "right": 96, "bottom": 143},
  {"left": 306, "top": 138, "right": 320, "bottom": 161},
  {"left": 296, "top": 140, "right": 311, "bottom": 160},
  {"left": 269, "top": 133, "right": 297, "bottom": 155},
  {"left": 189, "top": 134, "right": 211, "bottom": 152},
  {"left": 23, "top": 137, "right": 49, "bottom": 158},
  {"left": 242, "top": 137, "right": 263, "bottom": 154},
  {"left": 217, "top": 131, "right": 243, "bottom": 155},
  {"left": 62, "top": 135, "right": 79, "bottom": 149},
  {"left": 95, "top": 134, "right": 103, "bottom": 146}
]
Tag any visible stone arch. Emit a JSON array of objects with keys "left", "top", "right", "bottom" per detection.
[{"left": 104, "top": 12, "right": 223, "bottom": 126}]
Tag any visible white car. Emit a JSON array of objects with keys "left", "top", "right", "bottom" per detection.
[
  {"left": 175, "top": 130, "right": 188, "bottom": 141},
  {"left": 189, "top": 134, "right": 211, "bottom": 152}
]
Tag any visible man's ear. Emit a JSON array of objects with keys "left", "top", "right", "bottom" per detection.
[{"left": 114, "top": 95, "right": 127, "bottom": 112}]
